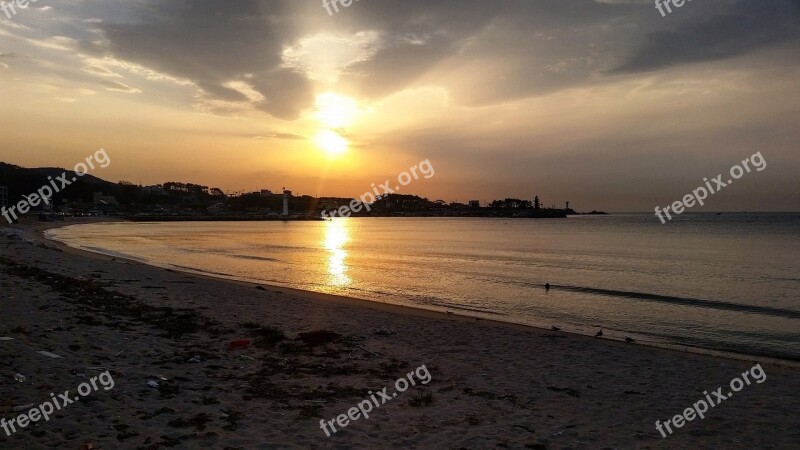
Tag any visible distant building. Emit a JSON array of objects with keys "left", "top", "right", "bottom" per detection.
[
  {"left": 207, "top": 202, "right": 226, "bottom": 214},
  {"left": 142, "top": 185, "right": 165, "bottom": 195},
  {"left": 468, "top": 200, "right": 480, "bottom": 208},
  {"left": 282, "top": 188, "right": 292, "bottom": 216},
  {"left": 319, "top": 199, "right": 340, "bottom": 211},
  {"left": 259, "top": 189, "right": 273, "bottom": 196},
  {"left": 38, "top": 195, "right": 53, "bottom": 214},
  {"left": 93, "top": 192, "right": 119, "bottom": 205}
]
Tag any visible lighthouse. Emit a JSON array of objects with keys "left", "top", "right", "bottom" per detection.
[{"left": 282, "top": 188, "right": 291, "bottom": 216}]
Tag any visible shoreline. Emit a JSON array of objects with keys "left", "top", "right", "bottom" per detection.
[
  {"left": 2, "top": 218, "right": 798, "bottom": 448},
  {"left": 38, "top": 218, "right": 799, "bottom": 368}
]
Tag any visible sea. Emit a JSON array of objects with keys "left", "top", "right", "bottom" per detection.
[{"left": 45, "top": 213, "right": 800, "bottom": 361}]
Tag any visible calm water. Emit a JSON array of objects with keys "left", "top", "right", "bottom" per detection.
[{"left": 46, "top": 214, "right": 800, "bottom": 360}]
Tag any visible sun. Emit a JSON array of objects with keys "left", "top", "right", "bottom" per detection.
[{"left": 314, "top": 130, "right": 348, "bottom": 156}]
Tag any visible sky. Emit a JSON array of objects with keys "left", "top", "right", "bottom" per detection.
[{"left": 1, "top": 0, "right": 798, "bottom": 211}]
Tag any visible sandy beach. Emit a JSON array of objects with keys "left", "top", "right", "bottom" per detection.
[{"left": 1, "top": 219, "right": 798, "bottom": 449}]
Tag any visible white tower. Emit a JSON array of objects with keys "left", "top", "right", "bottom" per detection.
[{"left": 282, "top": 188, "right": 290, "bottom": 216}]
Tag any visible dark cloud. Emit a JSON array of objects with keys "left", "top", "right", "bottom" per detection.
[
  {"left": 336, "top": 0, "right": 631, "bottom": 102},
  {"left": 97, "top": 0, "right": 311, "bottom": 119},
  {"left": 84, "top": 0, "right": 800, "bottom": 115},
  {"left": 337, "top": 0, "right": 800, "bottom": 104},
  {"left": 612, "top": 0, "right": 800, "bottom": 73}
]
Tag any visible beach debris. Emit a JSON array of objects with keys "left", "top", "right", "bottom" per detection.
[
  {"left": 228, "top": 339, "right": 252, "bottom": 350},
  {"left": 188, "top": 356, "right": 202, "bottom": 363},
  {"left": 624, "top": 336, "right": 635, "bottom": 343},
  {"left": 409, "top": 391, "right": 435, "bottom": 407},
  {"left": 372, "top": 327, "right": 397, "bottom": 337},
  {"left": 37, "top": 350, "right": 63, "bottom": 359},
  {"left": 551, "top": 326, "right": 561, "bottom": 331},
  {"left": 296, "top": 330, "right": 340, "bottom": 347},
  {"left": 80, "top": 442, "right": 94, "bottom": 450},
  {"left": 0, "top": 337, "right": 13, "bottom": 341},
  {"left": 512, "top": 424, "right": 535, "bottom": 433},
  {"left": 255, "top": 286, "right": 267, "bottom": 291},
  {"left": 13, "top": 373, "right": 26, "bottom": 382},
  {"left": 348, "top": 344, "right": 380, "bottom": 359},
  {"left": 12, "top": 404, "right": 35, "bottom": 412},
  {"left": 146, "top": 380, "right": 160, "bottom": 388},
  {"left": 594, "top": 329, "right": 603, "bottom": 338},
  {"left": 247, "top": 326, "right": 286, "bottom": 349}
]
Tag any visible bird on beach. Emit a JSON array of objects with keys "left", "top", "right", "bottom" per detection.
[
  {"left": 595, "top": 329, "right": 603, "bottom": 338},
  {"left": 545, "top": 283, "right": 550, "bottom": 292},
  {"left": 625, "top": 337, "right": 635, "bottom": 343}
]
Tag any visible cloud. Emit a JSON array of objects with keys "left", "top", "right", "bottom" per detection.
[
  {"left": 252, "top": 132, "right": 306, "bottom": 141},
  {"left": 612, "top": 0, "right": 800, "bottom": 73},
  {"left": 84, "top": 64, "right": 122, "bottom": 77},
  {"left": 7, "top": 0, "right": 800, "bottom": 118},
  {"left": 0, "top": 52, "right": 12, "bottom": 69},
  {"left": 100, "top": 79, "right": 140, "bottom": 93},
  {"left": 94, "top": 0, "right": 312, "bottom": 119}
]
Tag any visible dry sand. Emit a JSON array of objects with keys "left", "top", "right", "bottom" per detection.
[{"left": 0, "top": 219, "right": 798, "bottom": 449}]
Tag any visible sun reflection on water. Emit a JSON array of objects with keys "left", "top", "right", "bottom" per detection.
[{"left": 323, "top": 219, "right": 351, "bottom": 287}]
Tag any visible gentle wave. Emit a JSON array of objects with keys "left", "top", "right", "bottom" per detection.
[{"left": 551, "top": 285, "right": 800, "bottom": 320}]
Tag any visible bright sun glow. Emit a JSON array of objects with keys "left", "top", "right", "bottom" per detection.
[
  {"left": 314, "top": 130, "right": 348, "bottom": 155},
  {"left": 315, "top": 93, "right": 359, "bottom": 128}
]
